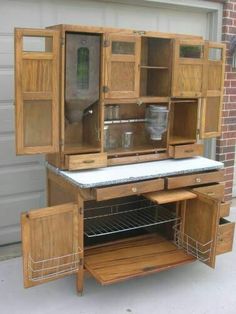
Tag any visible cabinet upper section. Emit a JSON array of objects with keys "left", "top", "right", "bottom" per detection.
[{"left": 14, "top": 24, "right": 225, "bottom": 158}]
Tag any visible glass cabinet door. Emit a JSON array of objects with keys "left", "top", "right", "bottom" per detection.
[{"left": 103, "top": 34, "right": 141, "bottom": 98}]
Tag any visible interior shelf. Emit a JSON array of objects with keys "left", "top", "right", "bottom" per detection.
[
  {"left": 104, "top": 118, "right": 146, "bottom": 125},
  {"left": 84, "top": 199, "right": 179, "bottom": 238},
  {"left": 107, "top": 146, "right": 166, "bottom": 156}
]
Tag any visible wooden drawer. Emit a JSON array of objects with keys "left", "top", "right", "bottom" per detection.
[
  {"left": 192, "top": 183, "right": 225, "bottom": 201},
  {"left": 95, "top": 178, "right": 164, "bottom": 201},
  {"left": 219, "top": 202, "right": 230, "bottom": 218},
  {"left": 169, "top": 144, "right": 203, "bottom": 159},
  {"left": 216, "top": 218, "right": 235, "bottom": 255},
  {"left": 167, "top": 170, "right": 224, "bottom": 190},
  {"left": 65, "top": 153, "right": 107, "bottom": 170}
]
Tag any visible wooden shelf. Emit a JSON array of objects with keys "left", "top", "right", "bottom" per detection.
[
  {"left": 107, "top": 146, "right": 166, "bottom": 156},
  {"left": 140, "top": 65, "right": 168, "bottom": 70},
  {"left": 63, "top": 144, "right": 101, "bottom": 154},
  {"left": 103, "top": 97, "right": 170, "bottom": 105},
  {"left": 85, "top": 233, "right": 196, "bottom": 285},
  {"left": 169, "top": 136, "right": 196, "bottom": 145}
]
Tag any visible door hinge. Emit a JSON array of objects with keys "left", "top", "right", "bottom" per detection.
[
  {"left": 103, "top": 86, "right": 109, "bottom": 93},
  {"left": 61, "top": 37, "right": 65, "bottom": 46},
  {"left": 196, "top": 128, "right": 200, "bottom": 136},
  {"left": 79, "top": 207, "right": 84, "bottom": 215},
  {"left": 133, "top": 30, "right": 146, "bottom": 36},
  {"left": 103, "top": 39, "right": 110, "bottom": 47}
]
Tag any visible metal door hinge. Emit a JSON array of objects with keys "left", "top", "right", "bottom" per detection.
[
  {"left": 61, "top": 37, "right": 65, "bottom": 46},
  {"left": 133, "top": 30, "right": 146, "bottom": 36},
  {"left": 103, "top": 39, "right": 110, "bottom": 47},
  {"left": 103, "top": 86, "right": 109, "bottom": 93},
  {"left": 196, "top": 128, "right": 200, "bottom": 136},
  {"left": 79, "top": 207, "right": 84, "bottom": 215}
]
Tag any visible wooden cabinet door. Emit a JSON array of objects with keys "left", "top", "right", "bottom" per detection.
[
  {"left": 172, "top": 39, "right": 206, "bottom": 98},
  {"left": 104, "top": 34, "right": 141, "bottom": 98},
  {"left": 21, "top": 203, "right": 82, "bottom": 288},
  {"left": 200, "top": 42, "right": 226, "bottom": 138},
  {"left": 183, "top": 192, "right": 220, "bottom": 268},
  {"left": 15, "top": 28, "right": 60, "bottom": 154}
]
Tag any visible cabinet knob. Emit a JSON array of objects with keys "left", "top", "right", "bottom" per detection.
[
  {"left": 132, "top": 187, "right": 137, "bottom": 193},
  {"left": 195, "top": 177, "right": 201, "bottom": 183}
]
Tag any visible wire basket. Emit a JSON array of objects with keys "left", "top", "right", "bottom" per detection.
[
  {"left": 173, "top": 223, "right": 213, "bottom": 262},
  {"left": 28, "top": 249, "right": 82, "bottom": 282}
]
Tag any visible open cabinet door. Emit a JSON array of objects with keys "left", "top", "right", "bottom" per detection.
[
  {"left": 181, "top": 193, "right": 220, "bottom": 268},
  {"left": 103, "top": 33, "right": 141, "bottom": 98},
  {"left": 200, "top": 42, "right": 226, "bottom": 138},
  {"left": 15, "top": 28, "right": 60, "bottom": 154},
  {"left": 172, "top": 39, "right": 206, "bottom": 98},
  {"left": 21, "top": 203, "right": 82, "bottom": 288}
]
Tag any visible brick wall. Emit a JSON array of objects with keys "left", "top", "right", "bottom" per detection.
[{"left": 216, "top": 0, "right": 236, "bottom": 202}]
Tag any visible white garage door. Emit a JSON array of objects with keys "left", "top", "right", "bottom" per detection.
[{"left": 0, "top": 0, "right": 222, "bottom": 245}]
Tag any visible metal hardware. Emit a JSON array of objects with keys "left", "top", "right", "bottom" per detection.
[
  {"left": 28, "top": 249, "right": 82, "bottom": 282},
  {"left": 173, "top": 223, "right": 213, "bottom": 262},
  {"left": 196, "top": 128, "right": 200, "bottom": 135},
  {"left": 133, "top": 30, "right": 146, "bottom": 35},
  {"left": 103, "top": 86, "right": 109, "bottom": 93},
  {"left": 137, "top": 99, "right": 143, "bottom": 106},
  {"left": 104, "top": 118, "right": 146, "bottom": 125},
  {"left": 195, "top": 177, "right": 201, "bottom": 183},
  {"left": 131, "top": 187, "right": 137, "bottom": 193},
  {"left": 184, "top": 149, "right": 194, "bottom": 153},
  {"left": 103, "top": 39, "right": 110, "bottom": 47},
  {"left": 79, "top": 207, "right": 84, "bottom": 215},
  {"left": 84, "top": 199, "right": 179, "bottom": 237},
  {"left": 83, "top": 160, "right": 95, "bottom": 164}
]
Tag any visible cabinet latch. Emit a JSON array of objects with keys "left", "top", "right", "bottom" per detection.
[
  {"left": 103, "top": 86, "right": 109, "bottom": 93},
  {"left": 103, "top": 39, "right": 110, "bottom": 47}
]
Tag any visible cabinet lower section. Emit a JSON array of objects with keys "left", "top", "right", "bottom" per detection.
[{"left": 85, "top": 233, "right": 195, "bottom": 285}]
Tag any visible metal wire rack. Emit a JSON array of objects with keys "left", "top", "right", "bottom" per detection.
[
  {"left": 84, "top": 199, "right": 179, "bottom": 237},
  {"left": 173, "top": 223, "right": 213, "bottom": 262},
  {"left": 28, "top": 249, "right": 82, "bottom": 282}
]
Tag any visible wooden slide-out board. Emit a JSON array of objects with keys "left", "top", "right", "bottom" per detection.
[{"left": 85, "top": 233, "right": 196, "bottom": 285}]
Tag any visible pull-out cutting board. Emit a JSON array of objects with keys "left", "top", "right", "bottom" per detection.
[{"left": 143, "top": 189, "right": 197, "bottom": 204}]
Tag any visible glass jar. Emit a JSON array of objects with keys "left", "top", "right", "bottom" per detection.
[{"left": 122, "top": 131, "right": 133, "bottom": 149}]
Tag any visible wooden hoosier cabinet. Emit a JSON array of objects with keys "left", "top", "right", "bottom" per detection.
[{"left": 14, "top": 24, "right": 235, "bottom": 294}]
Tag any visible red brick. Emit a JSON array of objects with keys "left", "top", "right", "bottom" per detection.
[
  {"left": 226, "top": 152, "right": 235, "bottom": 160},
  {"left": 227, "top": 72, "right": 236, "bottom": 80},
  {"left": 223, "top": 146, "right": 236, "bottom": 153},
  {"left": 230, "top": 11, "right": 236, "bottom": 19},
  {"left": 229, "top": 26, "right": 236, "bottom": 34},
  {"left": 225, "top": 87, "right": 236, "bottom": 94},
  {"left": 224, "top": 194, "right": 232, "bottom": 202},
  {"left": 230, "top": 109, "right": 236, "bottom": 116},
  {"left": 224, "top": 173, "right": 234, "bottom": 182},
  {"left": 226, "top": 166, "right": 234, "bottom": 175},
  {"left": 225, "top": 181, "right": 233, "bottom": 189},
  {"left": 225, "top": 2, "right": 234, "bottom": 10},
  {"left": 223, "top": 160, "right": 235, "bottom": 167},
  {"left": 224, "top": 187, "right": 233, "bottom": 195},
  {"left": 223, "top": 17, "right": 233, "bottom": 26},
  {"left": 224, "top": 80, "right": 230, "bottom": 87},
  {"left": 227, "top": 139, "right": 236, "bottom": 145},
  {"left": 230, "top": 80, "right": 236, "bottom": 87},
  {"left": 228, "top": 124, "right": 236, "bottom": 131},
  {"left": 225, "top": 102, "right": 236, "bottom": 109}
]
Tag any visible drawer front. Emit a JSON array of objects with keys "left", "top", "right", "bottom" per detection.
[
  {"left": 216, "top": 218, "right": 235, "bottom": 255},
  {"left": 95, "top": 179, "right": 164, "bottom": 201},
  {"left": 192, "top": 183, "right": 225, "bottom": 201},
  {"left": 65, "top": 153, "right": 107, "bottom": 170},
  {"left": 219, "top": 202, "right": 230, "bottom": 218},
  {"left": 169, "top": 144, "right": 203, "bottom": 159},
  {"left": 167, "top": 170, "right": 224, "bottom": 190}
]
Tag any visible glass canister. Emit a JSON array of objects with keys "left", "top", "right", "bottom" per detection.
[
  {"left": 145, "top": 105, "right": 169, "bottom": 140},
  {"left": 103, "top": 126, "right": 110, "bottom": 151},
  {"left": 122, "top": 131, "right": 133, "bottom": 149}
]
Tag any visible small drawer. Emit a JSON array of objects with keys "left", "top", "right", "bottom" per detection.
[
  {"left": 65, "top": 153, "right": 107, "bottom": 170},
  {"left": 95, "top": 179, "right": 164, "bottom": 201},
  {"left": 167, "top": 170, "right": 224, "bottom": 190},
  {"left": 192, "top": 183, "right": 225, "bottom": 201},
  {"left": 169, "top": 144, "right": 203, "bottom": 159},
  {"left": 219, "top": 202, "right": 230, "bottom": 218},
  {"left": 216, "top": 218, "right": 235, "bottom": 255}
]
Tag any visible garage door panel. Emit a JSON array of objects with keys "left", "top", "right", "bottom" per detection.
[
  {"left": 0, "top": 138, "right": 43, "bottom": 166},
  {"left": 0, "top": 166, "right": 45, "bottom": 197},
  {"left": 0, "top": 70, "right": 14, "bottom": 101},
  {"left": 0, "top": 225, "right": 20, "bottom": 245},
  {"left": 0, "top": 193, "right": 44, "bottom": 228}
]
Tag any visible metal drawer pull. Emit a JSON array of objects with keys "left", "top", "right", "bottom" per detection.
[
  {"left": 184, "top": 149, "right": 194, "bottom": 153},
  {"left": 195, "top": 177, "right": 201, "bottom": 183},
  {"left": 132, "top": 187, "right": 137, "bottom": 193},
  {"left": 83, "top": 160, "right": 95, "bottom": 164},
  {"left": 207, "top": 192, "right": 215, "bottom": 196}
]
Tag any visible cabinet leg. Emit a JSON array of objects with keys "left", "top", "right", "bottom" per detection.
[{"left": 76, "top": 268, "right": 84, "bottom": 296}]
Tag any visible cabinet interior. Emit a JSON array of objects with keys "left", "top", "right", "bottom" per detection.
[
  {"left": 64, "top": 32, "right": 102, "bottom": 154},
  {"left": 169, "top": 100, "right": 198, "bottom": 144},
  {"left": 103, "top": 102, "right": 168, "bottom": 156},
  {"left": 140, "top": 37, "right": 172, "bottom": 97}
]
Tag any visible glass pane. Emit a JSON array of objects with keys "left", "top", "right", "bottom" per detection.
[
  {"left": 77, "top": 47, "right": 89, "bottom": 89},
  {"left": 23, "top": 36, "right": 52, "bottom": 52},
  {"left": 180, "top": 45, "right": 203, "bottom": 58},
  {"left": 208, "top": 48, "right": 222, "bottom": 61},
  {"left": 112, "top": 41, "right": 135, "bottom": 55},
  {"left": 23, "top": 100, "right": 52, "bottom": 147}
]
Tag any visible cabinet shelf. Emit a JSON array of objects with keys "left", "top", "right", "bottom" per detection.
[
  {"left": 107, "top": 146, "right": 166, "bottom": 156},
  {"left": 85, "top": 199, "right": 179, "bottom": 238},
  {"left": 104, "top": 118, "right": 146, "bottom": 125}
]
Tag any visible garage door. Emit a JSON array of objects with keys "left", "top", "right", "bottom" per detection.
[{"left": 0, "top": 0, "right": 222, "bottom": 245}]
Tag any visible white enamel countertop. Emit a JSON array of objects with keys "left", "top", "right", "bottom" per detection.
[{"left": 46, "top": 157, "right": 223, "bottom": 189}]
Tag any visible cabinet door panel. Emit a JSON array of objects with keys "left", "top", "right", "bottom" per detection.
[
  {"left": 104, "top": 34, "right": 140, "bottom": 98},
  {"left": 172, "top": 39, "right": 206, "bottom": 97},
  {"left": 21, "top": 203, "right": 81, "bottom": 288},
  {"left": 15, "top": 28, "right": 60, "bottom": 154},
  {"left": 183, "top": 193, "right": 220, "bottom": 268},
  {"left": 200, "top": 42, "right": 225, "bottom": 139}
]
